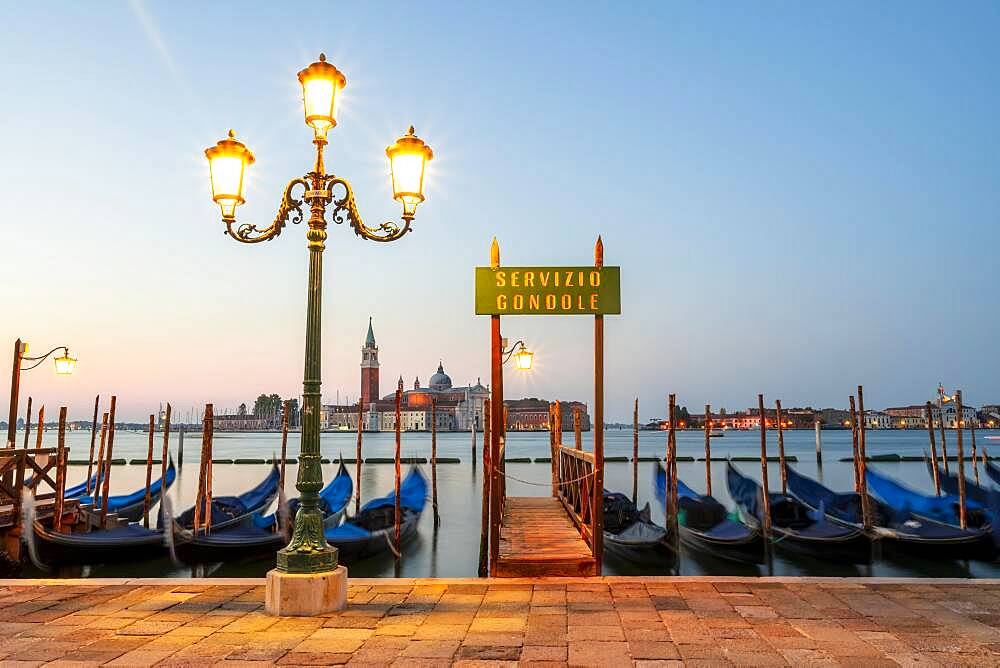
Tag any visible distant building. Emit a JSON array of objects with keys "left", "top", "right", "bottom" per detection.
[
  {"left": 505, "top": 399, "right": 590, "bottom": 431},
  {"left": 214, "top": 413, "right": 267, "bottom": 431},
  {"left": 864, "top": 411, "right": 892, "bottom": 430}
]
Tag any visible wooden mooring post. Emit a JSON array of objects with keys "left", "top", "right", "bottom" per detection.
[
  {"left": 22, "top": 396, "right": 32, "bottom": 449},
  {"left": 591, "top": 235, "right": 605, "bottom": 570},
  {"left": 194, "top": 404, "right": 212, "bottom": 534},
  {"left": 431, "top": 397, "right": 440, "bottom": 528},
  {"left": 99, "top": 396, "right": 117, "bottom": 527},
  {"left": 393, "top": 386, "right": 402, "bottom": 556},
  {"left": 856, "top": 386, "right": 872, "bottom": 531},
  {"left": 142, "top": 415, "right": 155, "bottom": 528},
  {"left": 632, "top": 398, "right": 639, "bottom": 504},
  {"left": 280, "top": 402, "right": 289, "bottom": 492},
  {"left": 939, "top": 396, "right": 950, "bottom": 475},
  {"left": 955, "top": 390, "right": 967, "bottom": 529},
  {"left": 849, "top": 396, "right": 861, "bottom": 492},
  {"left": 85, "top": 396, "right": 99, "bottom": 493},
  {"left": 488, "top": 237, "right": 503, "bottom": 574},
  {"left": 478, "top": 397, "right": 491, "bottom": 577},
  {"left": 161, "top": 404, "right": 171, "bottom": 485},
  {"left": 925, "top": 401, "right": 941, "bottom": 495},
  {"left": 757, "top": 394, "right": 772, "bottom": 536},
  {"left": 178, "top": 427, "right": 184, "bottom": 470},
  {"left": 666, "top": 394, "right": 679, "bottom": 537},
  {"left": 704, "top": 403, "right": 713, "bottom": 496},
  {"left": 355, "top": 400, "right": 363, "bottom": 514},
  {"left": 574, "top": 408, "right": 582, "bottom": 450},
  {"left": 814, "top": 419, "right": 822, "bottom": 463},
  {"left": 35, "top": 405, "right": 44, "bottom": 450},
  {"left": 53, "top": 407, "right": 68, "bottom": 533},
  {"left": 971, "top": 418, "right": 980, "bottom": 486},
  {"left": 775, "top": 399, "right": 787, "bottom": 494},
  {"left": 94, "top": 413, "right": 108, "bottom": 498}
]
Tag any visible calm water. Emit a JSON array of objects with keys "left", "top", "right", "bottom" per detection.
[{"left": 13, "top": 427, "right": 1000, "bottom": 579}]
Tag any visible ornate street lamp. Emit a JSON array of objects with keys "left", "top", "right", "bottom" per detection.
[
  {"left": 203, "top": 54, "right": 433, "bottom": 577},
  {"left": 6, "top": 339, "right": 76, "bottom": 448}
]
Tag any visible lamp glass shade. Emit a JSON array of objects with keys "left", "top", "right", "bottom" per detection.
[
  {"left": 54, "top": 354, "right": 76, "bottom": 375},
  {"left": 513, "top": 348, "right": 533, "bottom": 371},
  {"left": 386, "top": 126, "right": 433, "bottom": 214},
  {"left": 297, "top": 55, "right": 346, "bottom": 138},
  {"left": 205, "top": 131, "right": 254, "bottom": 219}
]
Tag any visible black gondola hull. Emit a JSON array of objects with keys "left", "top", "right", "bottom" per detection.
[
  {"left": 603, "top": 530, "right": 676, "bottom": 567},
  {"left": 879, "top": 530, "right": 998, "bottom": 562},
  {"left": 331, "top": 511, "right": 421, "bottom": 563},
  {"left": 678, "top": 524, "right": 765, "bottom": 564},
  {"left": 173, "top": 531, "right": 287, "bottom": 564},
  {"left": 32, "top": 522, "right": 167, "bottom": 566}
]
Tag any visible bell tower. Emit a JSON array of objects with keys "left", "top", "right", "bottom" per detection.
[{"left": 360, "top": 317, "right": 379, "bottom": 408}]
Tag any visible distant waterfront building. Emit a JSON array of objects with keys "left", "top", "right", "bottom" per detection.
[
  {"left": 214, "top": 413, "right": 267, "bottom": 431},
  {"left": 505, "top": 399, "right": 590, "bottom": 431},
  {"left": 864, "top": 411, "right": 892, "bottom": 430}
]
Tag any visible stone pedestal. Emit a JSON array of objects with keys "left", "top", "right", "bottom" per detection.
[{"left": 265, "top": 565, "right": 347, "bottom": 616}]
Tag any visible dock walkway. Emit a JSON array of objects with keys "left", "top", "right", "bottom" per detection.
[
  {"left": 3, "top": 576, "right": 1000, "bottom": 665},
  {"left": 496, "top": 497, "right": 597, "bottom": 577}
]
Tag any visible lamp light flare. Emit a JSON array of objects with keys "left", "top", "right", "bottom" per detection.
[{"left": 513, "top": 346, "right": 533, "bottom": 371}]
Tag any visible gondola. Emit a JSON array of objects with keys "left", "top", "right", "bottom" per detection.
[
  {"left": 987, "top": 456, "right": 1000, "bottom": 488},
  {"left": 75, "top": 459, "right": 177, "bottom": 522},
  {"left": 324, "top": 467, "right": 427, "bottom": 562},
  {"left": 654, "top": 464, "right": 763, "bottom": 563},
  {"left": 602, "top": 489, "right": 674, "bottom": 566},
  {"left": 788, "top": 465, "right": 996, "bottom": 561},
  {"left": 165, "top": 464, "right": 281, "bottom": 532},
  {"left": 726, "top": 462, "right": 871, "bottom": 563},
  {"left": 34, "top": 464, "right": 282, "bottom": 567},
  {"left": 174, "top": 462, "right": 353, "bottom": 564},
  {"left": 927, "top": 458, "right": 997, "bottom": 509},
  {"left": 865, "top": 467, "right": 990, "bottom": 529}
]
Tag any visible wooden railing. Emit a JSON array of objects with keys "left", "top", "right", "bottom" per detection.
[
  {"left": 556, "top": 445, "right": 597, "bottom": 551},
  {"left": 0, "top": 447, "right": 61, "bottom": 529}
]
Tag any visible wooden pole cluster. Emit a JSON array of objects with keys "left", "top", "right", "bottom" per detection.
[
  {"left": 757, "top": 394, "right": 772, "bottom": 535},
  {"left": 355, "top": 400, "right": 363, "bottom": 515},
  {"left": 573, "top": 408, "right": 582, "bottom": 450},
  {"left": 393, "top": 387, "right": 402, "bottom": 555},
  {"left": 955, "top": 390, "right": 967, "bottom": 529},
  {"left": 142, "top": 415, "right": 155, "bottom": 528},
  {"left": 431, "top": 397, "right": 440, "bottom": 528},
  {"left": 632, "top": 398, "right": 639, "bottom": 504},
  {"left": 53, "top": 407, "right": 68, "bottom": 532},
  {"left": 856, "top": 386, "right": 872, "bottom": 531},
  {"left": 775, "top": 399, "right": 787, "bottom": 494},
  {"left": 704, "top": 403, "right": 713, "bottom": 496},
  {"left": 22, "top": 396, "right": 33, "bottom": 449},
  {"left": 478, "top": 397, "right": 491, "bottom": 577},
  {"left": 194, "top": 404, "right": 214, "bottom": 534},
  {"left": 86, "top": 396, "right": 99, "bottom": 494},
  {"left": 99, "top": 396, "right": 117, "bottom": 527},
  {"left": 925, "top": 401, "right": 941, "bottom": 495},
  {"left": 849, "top": 396, "right": 861, "bottom": 492},
  {"left": 35, "top": 405, "right": 45, "bottom": 450}
]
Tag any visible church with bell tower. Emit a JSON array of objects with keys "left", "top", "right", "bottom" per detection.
[{"left": 360, "top": 317, "right": 379, "bottom": 408}]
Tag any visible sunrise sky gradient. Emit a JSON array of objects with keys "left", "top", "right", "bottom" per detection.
[{"left": 2, "top": 2, "right": 998, "bottom": 422}]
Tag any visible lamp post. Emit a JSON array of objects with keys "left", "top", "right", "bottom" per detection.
[
  {"left": 204, "top": 54, "right": 433, "bottom": 582},
  {"left": 6, "top": 338, "right": 76, "bottom": 448}
]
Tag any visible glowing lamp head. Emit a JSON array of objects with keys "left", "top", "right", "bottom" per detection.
[
  {"left": 386, "top": 126, "right": 433, "bottom": 219},
  {"left": 298, "top": 54, "right": 346, "bottom": 139},
  {"left": 513, "top": 345, "right": 533, "bottom": 371},
  {"left": 54, "top": 349, "right": 76, "bottom": 375},
  {"left": 205, "top": 130, "right": 255, "bottom": 220}
]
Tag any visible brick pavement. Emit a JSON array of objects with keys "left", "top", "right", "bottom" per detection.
[{"left": 2, "top": 577, "right": 1000, "bottom": 666}]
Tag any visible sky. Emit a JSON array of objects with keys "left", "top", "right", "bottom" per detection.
[{"left": 1, "top": 2, "right": 998, "bottom": 423}]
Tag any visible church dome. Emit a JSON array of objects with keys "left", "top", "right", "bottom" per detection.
[{"left": 428, "top": 361, "right": 452, "bottom": 390}]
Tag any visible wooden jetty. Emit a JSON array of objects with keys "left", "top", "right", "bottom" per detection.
[{"left": 479, "top": 237, "right": 614, "bottom": 577}]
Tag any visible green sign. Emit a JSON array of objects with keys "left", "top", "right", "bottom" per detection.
[{"left": 475, "top": 266, "right": 621, "bottom": 315}]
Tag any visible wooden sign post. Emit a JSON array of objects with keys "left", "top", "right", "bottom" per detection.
[{"left": 476, "top": 236, "right": 620, "bottom": 576}]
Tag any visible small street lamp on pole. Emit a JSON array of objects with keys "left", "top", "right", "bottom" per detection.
[
  {"left": 6, "top": 338, "right": 76, "bottom": 448},
  {"left": 203, "top": 54, "right": 433, "bottom": 578}
]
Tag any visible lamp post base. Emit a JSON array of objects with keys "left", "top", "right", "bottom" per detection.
[{"left": 265, "top": 565, "right": 348, "bottom": 617}]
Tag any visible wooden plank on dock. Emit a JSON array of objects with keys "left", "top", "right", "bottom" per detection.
[{"left": 495, "top": 496, "right": 597, "bottom": 577}]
